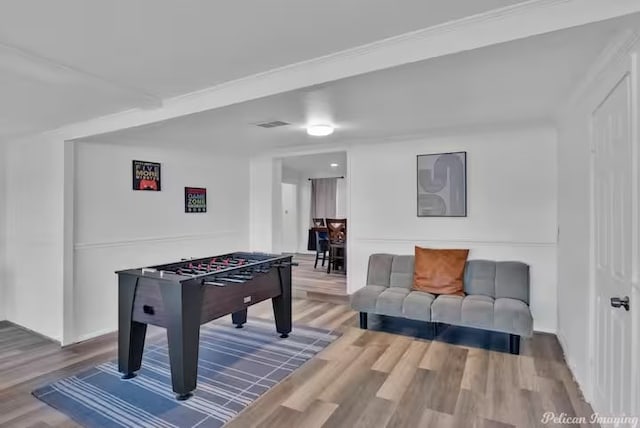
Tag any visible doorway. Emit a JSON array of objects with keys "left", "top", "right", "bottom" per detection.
[{"left": 278, "top": 151, "right": 348, "bottom": 300}]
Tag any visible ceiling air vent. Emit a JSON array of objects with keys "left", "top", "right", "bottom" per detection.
[{"left": 255, "top": 120, "right": 290, "bottom": 128}]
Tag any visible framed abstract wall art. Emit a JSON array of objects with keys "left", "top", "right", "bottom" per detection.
[{"left": 417, "top": 152, "right": 467, "bottom": 217}]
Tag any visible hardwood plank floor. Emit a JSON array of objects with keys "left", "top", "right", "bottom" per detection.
[
  {"left": 291, "top": 253, "right": 347, "bottom": 299},
  {"left": 0, "top": 258, "right": 594, "bottom": 428},
  {"left": 0, "top": 301, "right": 594, "bottom": 428}
]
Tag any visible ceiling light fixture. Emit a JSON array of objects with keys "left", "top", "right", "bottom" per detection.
[
  {"left": 330, "top": 163, "right": 339, "bottom": 168},
  {"left": 306, "top": 124, "right": 334, "bottom": 137}
]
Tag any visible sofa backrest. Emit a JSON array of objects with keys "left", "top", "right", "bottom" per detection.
[{"left": 366, "top": 253, "right": 530, "bottom": 304}]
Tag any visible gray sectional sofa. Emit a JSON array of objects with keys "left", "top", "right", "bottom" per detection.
[{"left": 350, "top": 253, "right": 533, "bottom": 354}]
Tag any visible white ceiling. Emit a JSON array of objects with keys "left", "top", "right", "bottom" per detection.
[
  {"left": 79, "top": 16, "right": 637, "bottom": 153},
  {"left": 0, "top": 0, "right": 527, "bottom": 140},
  {"left": 282, "top": 152, "right": 347, "bottom": 181}
]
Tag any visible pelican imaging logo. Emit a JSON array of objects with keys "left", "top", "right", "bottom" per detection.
[
  {"left": 417, "top": 152, "right": 467, "bottom": 217},
  {"left": 185, "top": 187, "right": 207, "bottom": 213},
  {"left": 132, "top": 160, "right": 161, "bottom": 191},
  {"left": 541, "top": 412, "right": 638, "bottom": 427}
]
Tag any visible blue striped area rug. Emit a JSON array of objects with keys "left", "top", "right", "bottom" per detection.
[{"left": 33, "top": 318, "right": 340, "bottom": 428}]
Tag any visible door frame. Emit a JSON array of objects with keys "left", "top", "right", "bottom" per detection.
[{"left": 588, "top": 51, "right": 639, "bottom": 414}]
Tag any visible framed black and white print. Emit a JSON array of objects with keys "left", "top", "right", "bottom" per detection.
[{"left": 417, "top": 152, "right": 467, "bottom": 217}]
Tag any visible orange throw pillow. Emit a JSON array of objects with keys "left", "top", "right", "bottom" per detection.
[{"left": 413, "top": 247, "right": 469, "bottom": 296}]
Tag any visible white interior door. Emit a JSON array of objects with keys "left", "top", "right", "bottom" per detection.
[
  {"left": 592, "top": 73, "right": 635, "bottom": 417},
  {"left": 281, "top": 183, "right": 298, "bottom": 253}
]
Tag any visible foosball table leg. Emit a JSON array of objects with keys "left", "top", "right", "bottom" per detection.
[
  {"left": 232, "top": 309, "right": 247, "bottom": 328},
  {"left": 118, "top": 275, "right": 147, "bottom": 379},
  {"left": 160, "top": 283, "right": 204, "bottom": 400},
  {"left": 272, "top": 266, "right": 292, "bottom": 338}
]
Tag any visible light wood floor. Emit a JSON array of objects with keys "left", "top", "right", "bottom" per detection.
[
  {"left": 291, "top": 253, "right": 347, "bottom": 301},
  {"left": 0, "top": 299, "right": 594, "bottom": 428}
]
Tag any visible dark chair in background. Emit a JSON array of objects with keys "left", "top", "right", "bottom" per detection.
[
  {"left": 326, "top": 218, "right": 347, "bottom": 274},
  {"left": 314, "top": 230, "right": 329, "bottom": 269},
  {"left": 312, "top": 218, "right": 325, "bottom": 227}
]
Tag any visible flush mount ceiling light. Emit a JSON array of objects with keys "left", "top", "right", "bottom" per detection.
[
  {"left": 330, "top": 163, "right": 339, "bottom": 168},
  {"left": 306, "top": 124, "right": 334, "bottom": 137}
]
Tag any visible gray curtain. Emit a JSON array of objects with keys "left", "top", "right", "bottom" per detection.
[{"left": 310, "top": 178, "right": 337, "bottom": 226}]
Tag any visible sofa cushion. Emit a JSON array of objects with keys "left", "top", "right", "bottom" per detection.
[
  {"left": 433, "top": 295, "right": 496, "bottom": 328},
  {"left": 351, "top": 285, "right": 386, "bottom": 313},
  {"left": 413, "top": 247, "right": 468, "bottom": 296},
  {"left": 461, "top": 295, "right": 494, "bottom": 330},
  {"left": 494, "top": 298, "right": 533, "bottom": 338},
  {"left": 431, "top": 294, "right": 463, "bottom": 324},
  {"left": 495, "top": 262, "right": 530, "bottom": 304},
  {"left": 367, "top": 254, "right": 394, "bottom": 287},
  {"left": 390, "top": 255, "right": 414, "bottom": 289},
  {"left": 432, "top": 295, "right": 533, "bottom": 337},
  {"left": 463, "top": 260, "right": 496, "bottom": 298},
  {"left": 375, "top": 288, "right": 410, "bottom": 318},
  {"left": 464, "top": 260, "right": 530, "bottom": 304},
  {"left": 402, "top": 291, "right": 435, "bottom": 321}
]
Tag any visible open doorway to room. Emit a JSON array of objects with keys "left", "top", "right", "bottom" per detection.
[{"left": 279, "top": 151, "right": 347, "bottom": 301}]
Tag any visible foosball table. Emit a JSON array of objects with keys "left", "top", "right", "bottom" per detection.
[{"left": 116, "top": 252, "right": 295, "bottom": 400}]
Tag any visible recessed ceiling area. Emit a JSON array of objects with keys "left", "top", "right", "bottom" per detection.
[
  {"left": 0, "top": 0, "right": 528, "bottom": 140},
  {"left": 282, "top": 152, "right": 347, "bottom": 182},
  {"left": 78, "top": 15, "right": 638, "bottom": 153}
]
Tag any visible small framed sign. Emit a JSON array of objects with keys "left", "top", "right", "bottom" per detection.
[
  {"left": 185, "top": 187, "right": 207, "bottom": 213},
  {"left": 132, "top": 160, "right": 161, "bottom": 191}
]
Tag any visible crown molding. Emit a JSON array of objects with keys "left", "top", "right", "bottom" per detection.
[{"left": 33, "top": 0, "right": 640, "bottom": 143}]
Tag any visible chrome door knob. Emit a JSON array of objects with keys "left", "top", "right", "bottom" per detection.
[{"left": 610, "top": 296, "right": 630, "bottom": 311}]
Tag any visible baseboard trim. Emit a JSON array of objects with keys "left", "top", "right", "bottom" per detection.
[
  {"left": 556, "top": 329, "right": 594, "bottom": 407},
  {"left": 4, "top": 320, "right": 62, "bottom": 345},
  {"left": 533, "top": 326, "right": 557, "bottom": 334},
  {"left": 72, "top": 327, "right": 117, "bottom": 345}
]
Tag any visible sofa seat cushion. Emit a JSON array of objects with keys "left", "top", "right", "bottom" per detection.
[
  {"left": 402, "top": 291, "right": 435, "bottom": 321},
  {"left": 494, "top": 298, "right": 533, "bottom": 338},
  {"left": 461, "top": 295, "right": 494, "bottom": 330},
  {"left": 351, "top": 285, "right": 386, "bottom": 313},
  {"left": 431, "top": 295, "right": 464, "bottom": 324},
  {"left": 431, "top": 295, "right": 533, "bottom": 337},
  {"left": 375, "top": 288, "right": 410, "bottom": 318}
]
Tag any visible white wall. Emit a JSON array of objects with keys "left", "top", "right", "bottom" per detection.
[
  {"left": 347, "top": 126, "right": 558, "bottom": 333},
  {"left": 297, "top": 179, "right": 312, "bottom": 253},
  {"left": 336, "top": 177, "right": 347, "bottom": 218},
  {"left": 73, "top": 142, "right": 250, "bottom": 341},
  {"left": 281, "top": 183, "right": 298, "bottom": 253},
  {"left": 249, "top": 157, "right": 283, "bottom": 254},
  {"left": 557, "top": 108, "right": 593, "bottom": 397},
  {"left": 3, "top": 135, "right": 66, "bottom": 341},
  {"left": 271, "top": 160, "right": 283, "bottom": 254}
]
